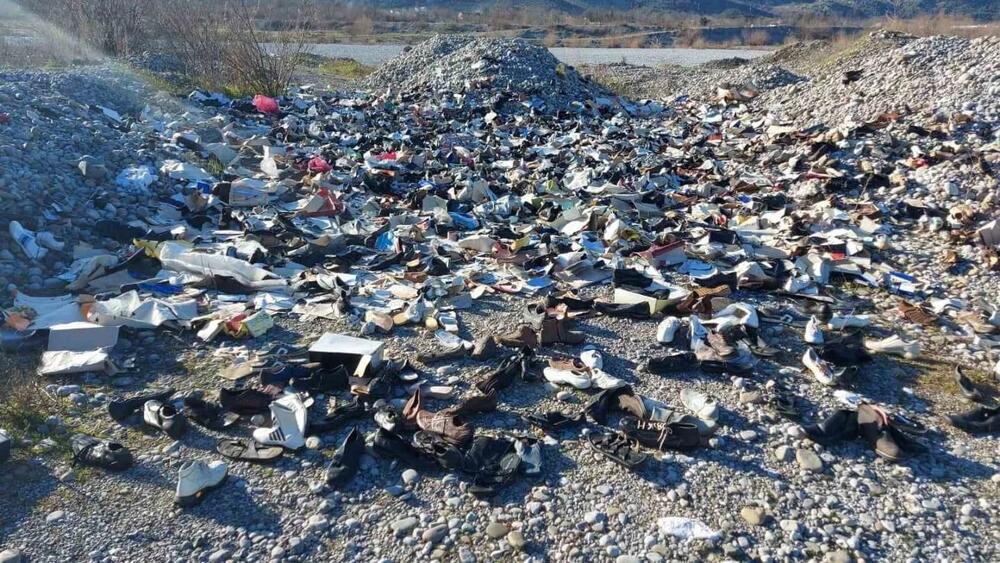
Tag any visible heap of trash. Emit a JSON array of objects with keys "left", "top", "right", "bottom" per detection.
[
  {"left": 0, "top": 35, "right": 998, "bottom": 511},
  {"left": 363, "top": 36, "right": 613, "bottom": 110}
]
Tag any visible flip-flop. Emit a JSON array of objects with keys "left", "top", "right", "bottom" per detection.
[
  {"left": 586, "top": 432, "right": 647, "bottom": 469},
  {"left": 216, "top": 438, "right": 283, "bottom": 463}
]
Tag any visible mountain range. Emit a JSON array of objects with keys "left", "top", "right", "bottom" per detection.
[{"left": 361, "top": 1, "right": 999, "bottom": 20}]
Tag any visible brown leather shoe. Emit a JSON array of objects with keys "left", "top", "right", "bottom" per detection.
[{"left": 415, "top": 411, "right": 473, "bottom": 446}]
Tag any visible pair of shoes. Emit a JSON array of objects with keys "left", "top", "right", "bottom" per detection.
[
  {"left": 403, "top": 389, "right": 473, "bottom": 447},
  {"left": 804, "top": 405, "right": 927, "bottom": 462}
]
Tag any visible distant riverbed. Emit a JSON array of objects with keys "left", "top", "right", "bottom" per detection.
[{"left": 301, "top": 43, "right": 772, "bottom": 67}]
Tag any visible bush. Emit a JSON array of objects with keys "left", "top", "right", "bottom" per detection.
[{"left": 19, "top": 0, "right": 313, "bottom": 97}]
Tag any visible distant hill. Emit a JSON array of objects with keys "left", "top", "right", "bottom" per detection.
[{"left": 358, "top": 0, "right": 1000, "bottom": 20}]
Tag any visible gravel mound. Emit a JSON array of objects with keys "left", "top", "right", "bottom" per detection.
[
  {"left": 362, "top": 35, "right": 611, "bottom": 109},
  {"left": 760, "top": 31, "right": 1000, "bottom": 126},
  {"left": 0, "top": 66, "right": 178, "bottom": 292}
]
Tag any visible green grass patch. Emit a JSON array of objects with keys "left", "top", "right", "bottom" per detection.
[{"left": 317, "top": 58, "right": 374, "bottom": 80}]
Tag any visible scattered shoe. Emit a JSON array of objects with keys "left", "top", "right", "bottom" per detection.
[
  {"left": 802, "top": 348, "right": 842, "bottom": 386},
  {"left": 619, "top": 416, "right": 701, "bottom": 451},
  {"left": 108, "top": 388, "right": 175, "bottom": 421},
  {"left": 175, "top": 459, "right": 228, "bottom": 506},
  {"left": 143, "top": 400, "right": 187, "bottom": 439},
  {"left": 253, "top": 394, "right": 308, "bottom": 450},
  {"left": 953, "top": 366, "right": 987, "bottom": 404},
  {"left": 947, "top": 405, "right": 1000, "bottom": 434},
  {"left": 804, "top": 315, "right": 824, "bottom": 344},
  {"left": 586, "top": 432, "right": 647, "bottom": 469},
  {"left": 865, "top": 335, "right": 921, "bottom": 359},
  {"left": 325, "top": 427, "right": 364, "bottom": 487},
  {"left": 216, "top": 438, "right": 283, "bottom": 463},
  {"left": 679, "top": 388, "right": 718, "bottom": 420},
  {"left": 71, "top": 434, "right": 132, "bottom": 471},
  {"left": 656, "top": 317, "right": 682, "bottom": 344},
  {"left": 802, "top": 409, "right": 858, "bottom": 445}
]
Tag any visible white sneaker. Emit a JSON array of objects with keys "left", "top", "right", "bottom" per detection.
[
  {"left": 36, "top": 231, "right": 65, "bottom": 251},
  {"left": 589, "top": 368, "right": 626, "bottom": 390},
  {"left": 9, "top": 221, "right": 47, "bottom": 261},
  {"left": 804, "top": 316, "right": 824, "bottom": 345},
  {"left": 656, "top": 317, "right": 681, "bottom": 344},
  {"left": 864, "top": 335, "right": 921, "bottom": 359},
  {"left": 827, "top": 315, "right": 871, "bottom": 330},
  {"left": 580, "top": 348, "right": 603, "bottom": 370},
  {"left": 803, "top": 348, "right": 841, "bottom": 386},
  {"left": 253, "top": 394, "right": 307, "bottom": 449},
  {"left": 680, "top": 388, "right": 718, "bottom": 420},
  {"left": 543, "top": 367, "right": 591, "bottom": 390},
  {"left": 175, "top": 459, "right": 227, "bottom": 506}
]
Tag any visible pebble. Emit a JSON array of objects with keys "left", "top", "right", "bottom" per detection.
[
  {"left": 485, "top": 522, "right": 508, "bottom": 539},
  {"left": 740, "top": 506, "right": 768, "bottom": 526},
  {"left": 506, "top": 530, "right": 526, "bottom": 550},
  {"left": 391, "top": 517, "right": 418, "bottom": 536},
  {"left": 46, "top": 510, "right": 65, "bottom": 524},
  {"left": 402, "top": 468, "right": 420, "bottom": 485},
  {"left": 796, "top": 448, "right": 824, "bottom": 472}
]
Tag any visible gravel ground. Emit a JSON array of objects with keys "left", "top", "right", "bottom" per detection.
[{"left": 1, "top": 34, "right": 1000, "bottom": 563}]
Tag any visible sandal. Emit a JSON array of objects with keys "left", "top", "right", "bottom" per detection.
[
  {"left": 586, "top": 432, "right": 647, "bottom": 469},
  {"left": 216, "top": 438, "right": 283, "bottom": 463}
]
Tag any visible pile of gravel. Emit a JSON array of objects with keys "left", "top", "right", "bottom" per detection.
[
  {"left": 362, "top": 35, "right": 611, "bottom": 109},
  {"left": 0, "top": 67, "right": 177, "bottom": 292},
  {"left": 760, "top": 31, "right": 1000, "bottom": 126}
]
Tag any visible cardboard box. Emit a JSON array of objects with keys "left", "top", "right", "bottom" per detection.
[
  {"left": 47, "top": 322, "right": 119, "bottom": 352},
  {"left": 613, "top": 287, "right": 686, "bottom": 315},
  {"left": 309, "top": 333, "right": 384, "bottom": 376}
]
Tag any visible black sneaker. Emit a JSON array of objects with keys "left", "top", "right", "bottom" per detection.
[
  {"left": 219, "top": 388, "right": 272, "bottom": 416},
  {"left": 368, "top": 428, "right": 432, "bottom": 468},
  {"left": 108, "top": 388, "right": 175, "bottom": 421},
  {"left": 645, "top": 353, "right": 697, "bottom": 375},
  {"left": 291, "top": 365, "right": 348, "bottom": 393},
  {"left": 953, "top": 366, "right": 986, "bottom": 404},
  {"left": 311, "top": 398, "right": 367, "bottom": 434},
  {"left": 412, "top": 430, "right": 465, "bottom": 471},
  {"left": 183, "top": 397, "right": 234, "bottom": 430},
  {"left": 325, "top": 427, "right": 364, "bottom": 487},
  {"left": 71, "top": 434, "right": 133, "bottom": 471},
  {"left": 947, "top": 405, "right": 1000, "bottom": 434},
  {"left": 802, "top": 409, "right": 858, "bottom": 445},
  {"left": 521, "top": 410, "right": 584, "bottom": 432}
]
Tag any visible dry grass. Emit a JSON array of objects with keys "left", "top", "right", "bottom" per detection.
[
  {"left": 0, "top": 353, "right": 73, "bottom": 458},
  {"left": 882, "top": 13, "right": 999, "bottom": 37}
]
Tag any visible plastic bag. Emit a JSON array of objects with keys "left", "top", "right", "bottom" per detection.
[{"left": 253, "top": 94, "right": 280, "bottom": 114}]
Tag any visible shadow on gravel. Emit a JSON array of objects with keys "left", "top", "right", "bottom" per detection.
[
  {"left": 186, "top": 477, "right": 281, "bottom": 529},
  {"left": 0, "top": 458, "right": 59, "bottom": 539}
]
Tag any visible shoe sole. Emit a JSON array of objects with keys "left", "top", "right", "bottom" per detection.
[{"left": 175, "top": 475, "right": 227, "bottom": 507}]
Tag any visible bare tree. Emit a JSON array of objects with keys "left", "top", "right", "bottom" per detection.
[{"left": 155, "top": 0, "right": 314, "bottom": 96}]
